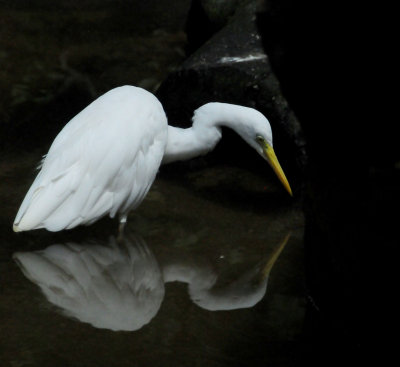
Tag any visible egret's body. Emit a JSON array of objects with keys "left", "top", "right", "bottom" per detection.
[{"left": 13, "top": 85, "right": 291, "bottom": 232}]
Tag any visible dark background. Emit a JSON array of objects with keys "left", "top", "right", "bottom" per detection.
[{"left": 1, "top": 0, "right": 397, "bottom": 365}]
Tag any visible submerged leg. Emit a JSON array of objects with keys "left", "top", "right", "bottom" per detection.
[{"left": 118, "top": 214, "right": 127, "bottom": 240}]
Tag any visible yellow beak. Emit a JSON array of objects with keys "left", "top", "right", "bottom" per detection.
[
  {"left": 260, "top": 232, "right": 291, "bottom": 280},
  {"left": 263, "top": 143, "right": 293, "bottom": 196}
]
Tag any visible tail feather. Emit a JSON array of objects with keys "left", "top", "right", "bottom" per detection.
[{"left": 13, "top": 167, "right": 80, "bottom": 232}]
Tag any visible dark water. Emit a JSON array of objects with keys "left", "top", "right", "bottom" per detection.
[{"left": 0, "top": 155, "right": 304, "bottom": 367}]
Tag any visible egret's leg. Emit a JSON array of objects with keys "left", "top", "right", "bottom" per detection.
[{"left": 118, "top": 214, "right": 127, "bottom": 240}]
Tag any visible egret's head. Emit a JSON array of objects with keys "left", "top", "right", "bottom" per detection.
[
  {"left": 194, "top": 102, "right": 293, "bottom": 196},
  {"left": 234, "top": 108, "right": 293, "bottom": 196}
]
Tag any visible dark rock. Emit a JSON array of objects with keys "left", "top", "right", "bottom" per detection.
[
  {"left": 185, "top": 0, "right": 242, "bottom": 54},
  {"left": 157, "top": 0, "right": 306, "bottom": 191},
  {"left": 256, "top": 0, "right": 393, "bottom": 363},
  {"left": 200, "top": 0, "right": 241, "bottom": 24}
]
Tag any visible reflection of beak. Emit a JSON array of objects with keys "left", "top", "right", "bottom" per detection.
[
  {"left": 260, "top": 232, "right": 291, "bottom": 280},
  {"left": 262, "top": 143, "right": 293, "bottom": 196}
]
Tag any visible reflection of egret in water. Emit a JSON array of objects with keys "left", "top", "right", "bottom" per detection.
[
  {"left": 13, "top": 232, "right": 290, "bottom": 331},
  {"left": 13, "top": 234, "right": 164, "bottom": 331},
  {"left": 164, "top": 233, "right": 291, "bottom": 311}
]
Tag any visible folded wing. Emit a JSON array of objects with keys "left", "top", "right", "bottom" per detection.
[{"left": 14, "top": 86, "right": 167, "bottom": 232}]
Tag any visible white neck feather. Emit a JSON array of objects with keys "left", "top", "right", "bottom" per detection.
[{"left": 162, "top": 102, "right": 259, "bottom": 164}]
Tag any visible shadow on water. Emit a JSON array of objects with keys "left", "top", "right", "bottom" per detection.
[{"left": 12, "top": 230, "right": 291, "bottom": 332}]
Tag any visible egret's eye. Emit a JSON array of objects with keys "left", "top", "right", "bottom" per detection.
[{"left": 256, "top": 135, "right": 264, "bottom": 144}]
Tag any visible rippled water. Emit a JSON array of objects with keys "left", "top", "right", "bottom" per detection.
[{"left": 1, "top": 154, "right": 304, "bottom": 366}]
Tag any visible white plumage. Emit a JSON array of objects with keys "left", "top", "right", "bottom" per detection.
[
  {"left": 14, "top": 86, "right": 167, "bottom": 231},
  {"left": 163, "top": 233, "right": 290, "bottom": 311},
  {"left": 14, "top": 85, "right": 291, "bottom": 232},
  {"left": 13, "top": 234, "right": 164, "bottom": 331},
  {"left": 13, "top": 232, "right": 289, "bottom": 330}
]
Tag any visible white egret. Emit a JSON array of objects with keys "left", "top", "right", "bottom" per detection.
[{"left": 13, "top": 85, "right": 292, "bottom": 232}]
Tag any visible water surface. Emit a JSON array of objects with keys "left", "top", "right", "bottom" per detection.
[{"left": 1, "top": 154, "right": 304, "bottom": 366}]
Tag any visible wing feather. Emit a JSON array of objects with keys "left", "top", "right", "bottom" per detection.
[{"left": 14, "top": 86, "right": 167, "bottom": 232}]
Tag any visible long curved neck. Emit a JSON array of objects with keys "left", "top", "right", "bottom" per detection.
[
  {"left": 162, "top": 102, "right": 251, "bottom": 164},
  {"left": 162, "top": 125, "right": 221, "bottom": 164}
]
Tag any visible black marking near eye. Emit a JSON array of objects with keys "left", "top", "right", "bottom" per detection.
[{"left": 256, "top": 135, "right": 264, "bottom": 143}]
